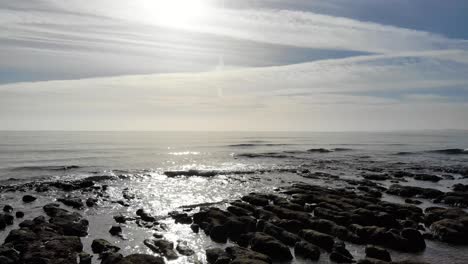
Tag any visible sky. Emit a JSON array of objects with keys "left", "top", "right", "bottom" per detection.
[{"left": 0, "top": 0, "right": 468, "bottom": 131}]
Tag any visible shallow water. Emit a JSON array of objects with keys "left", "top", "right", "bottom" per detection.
[{"left": 0, "top": 131, "right": 468, "bottom": 263}]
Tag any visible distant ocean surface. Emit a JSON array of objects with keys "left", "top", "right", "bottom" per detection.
[
  {"left": 1, "top": 131, "right": 468, "bottom": 264},
  {"left": 1, "top": 131, "right": 467, "bottom": 182}
]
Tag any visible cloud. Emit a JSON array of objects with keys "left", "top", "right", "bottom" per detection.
[{"left": 1, "top": 51, "right": 467, "bottom": 130}]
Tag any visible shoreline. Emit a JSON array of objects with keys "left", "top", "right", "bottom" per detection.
[{"left": 0, "top": 167, "right": 468, "bottom": 264}]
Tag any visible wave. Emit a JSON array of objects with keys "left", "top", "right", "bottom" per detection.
[
  {"left": 235, "top": 152, "right": 292, "bottom": 159},
  {"left": 163, "top": 169, "right": 257, "bottom": 177},
  {"left": 307, "top": 148, "right": 353, "bottom": 153},
  {"left": 395, "top": 148, "right": 468, "bottom": 156},
  {"left": 428, "top": 148, "right": 468, "bottom": 155},
  {"left": 10, "top": 165, "right": 81, "bottom": 171},
  {"left": 227, "top": 143, "right": 291, "bottom": 147}
]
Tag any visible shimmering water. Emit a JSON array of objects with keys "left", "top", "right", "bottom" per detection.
[{"left": 0, "top": 131, "right": 467, "bottom": 263}]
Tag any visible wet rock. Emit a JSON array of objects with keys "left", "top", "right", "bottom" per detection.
[
  {"left": 228, "top": 206, "right": 253, "bottom": 216},
  {"left": 430, "top": 218, "right": 468, "bottom": 244},
  {"left": 260, "top": 222, "right": 300, "bottom": 246},
  {"left": 210, "top": 225, "right": 228, "bottom": 243},
  {"left": 15, "top": 211, "right": 24, "bottom": 218},
  {"left": 190, "top": 224, "right": 199, "bottom": 233},
  {"left": 299, "top": 229, "right": 335, "bottom": 251},
  {"left": 44, "top": 204, "right": 89, "bottom": 237},
  {"left": 453, "top": 184, "right": 468, "bottom": 192},
  {"left": 365, "top": 246, "right": 391, "bottom": 262},
  {"left": 387, "top": 185, "right": 443, "bottom": 199},
  {"left": 109, "top": 225, "right": 122, "bottom": 236},
  {"left": 0, "top": 214, "right": 14, "bottom": 228},
  {"left": 249, "top": 232, "right": 293, "bottom": 261},
  {"left": 401, "top": 228, "right": 426, "bottom": 251},
  {"left": 2, "top": 205, "right": 12, "bottom": 213},
  {"left": 91, "top": 239, "right": 120, "bottom": 253},
  {"left": 333, "top": 241, "right": 353, "bottom": 260},
  {"left": 115, "top": 254, "right": 164, "bottom": 264},
  {"left": 176, "top": 241, "right": 194, "bottom": 256},
  {"left": 0, "top": 246, "right": 20, "bottom": 263},
  {"left": 4, "top": 220, "right": 83, "bottom": 264},
  {"left": 79, "top": 252, "right": 92, "bottom": 264},
  {"left": 362, "top": 174, "right": 390, "bottom": 181},
  {"left": 413, "top": 174, "right": 442, "bottom": 182},
  {"left": 136, "top": 209, "right": 156, "bottom": 222},
  {"left": 225, "top": 246, "right": 271, "bottom": 264},
  {"left": 330, "top": 251, "right": 355, "bottom": 263},
  {"left": 58, "top": 197, "right": 84, "bottom": 209},
  {"left": 114, "top": 215, "right": 128, "bottom": 224},
  {"left": 206, "top": 248, "right": 225, "bottom": 264},
  {"left": 100, "top": 252, "right": 123, "bottom": 264},
  {"left": 86, "top": 198, "right": 98, "bottom": 207},
  {"left": 357, "top": 258, "right": 390, "bottom": 264},
  {"left": 22, "top": 195, "right": 36, "bottom": 203},
  {"left": 169, "top": 211, "right": 192, "bottom": 224},
  {"left": 242, "top": 193, "right": 269, "bottom": 206},
  {"left": 404, "top": 199, "right": 422, "bottom": 205},
  {"left": 144, "top": 239, "right": 178, "bottom": 260},
  {"left": 294, "top": 241, "right": 320, "bottom": 260}
]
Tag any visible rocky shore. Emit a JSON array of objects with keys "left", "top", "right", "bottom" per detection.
[{"left": 0, "top": 167, "right": 467, "bottom": 264}]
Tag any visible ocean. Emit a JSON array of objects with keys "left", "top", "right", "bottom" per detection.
[{"left": 0, "top": 131, "right": 467, "bottom": 263}]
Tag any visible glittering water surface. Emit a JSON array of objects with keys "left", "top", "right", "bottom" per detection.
[{"left": 0, "top": 131, "right": 468, "bottom": 263}]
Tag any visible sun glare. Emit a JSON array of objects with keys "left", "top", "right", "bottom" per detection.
[{"left": 149, "top": 0, "right": 210, "bottom": 28}]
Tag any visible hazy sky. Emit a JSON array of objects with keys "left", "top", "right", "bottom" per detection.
[{"left": 1, "top": 0, "right": 468, "bottom": 131}]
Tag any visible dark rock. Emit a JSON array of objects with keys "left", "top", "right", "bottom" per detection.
[
  {"left": 404, "top": 199, "right": 422, "bottom": 205},
  {"left": 144, "top": 239, "right": 178, "bottom": 260},
  {"left": 453, "top": 184, "right": 468, "bottom": 192},
  {"left": 109, "top": 225, "right": 122, "bottom": 236},
  {"left": 413, "top": 174, "right": 442, "bottom": 182},
  {"left": 362, "top": 174, "right": 390, "bottom": 181},
  {"left": 45, "top": 205, "right": 89, "bottom": 237},
  {"left": 228, "top": 206, "right": 253, "bottom": 216},
  {"left": 357, "top": 258, "right": 390, "bottom": 264},
  {"left": 261, "top": 222, "right": 300, "bottom": 246},
  {"left": 169, "top": 211, "right": 192, "bottom": 224},
  {"left": 242, "top": 193, "right": 269, "bottom": 206},
  {"left": 22, "top": 195, "right": 36, "bottom": 203},
  {"left": 58, "top": 197, "right": 84, "bottom": 209},
  {"left": 225, "top": 246, "right": 271, "bottom": 264},
  {"left": 387, "top": 185, "right": 443, "bottom": 199},
  {"left": 86, "top": 198, "right": 98, "bottom": 207},
  {"left": 206, "top": 248, "right": 225, "bottom": 264},
  {"left": 176, "top": 241, "right": 194, "bottom": 256},
  {"left": 79, "top": 252, "right": 92, "bottom": 264},
  {"left": 2, "top": 205, "right": 13, "bottom": 213},
  {"left": 15, "top": 211, "right": 24, "bottom": 218},
  {"left": 210, "top": 225, "right": 228, "bottom": 243},
  {"left": 0, "top": 214, "right": 14, "bottom": 227},
  {"left": 430, "top": 218, "right": 468, "bottom": 244},
  {"left": 136, "top": 209, "right": 156, "bottom": 222},
  {"left": 299, "top": 229, "right": 335, "bottom": 251},
  {"left": 365, "top": 246, "right": 391, "bottom": 262},
  {"left": 115, "top": 254, "right": 164, "bottom": 264},
  {"left": 114, "top": 215, "right": 128, "bottom": 224},
  {"left": 330, "top": 251, "right": 355, "bottom": 263},
  {"left": 190, "top": 224, "right": 199, "bottom": 233},
  {"left": 249, "top": 232, "right": 293, "bottom": 261},
  {"left": 333, "top": 241, "right": 354, "bottom": 260},
  {"left": 0, "top": 246, "right": 20, "bottom": 263},
  {"left": 294, "top": 241, "right": 320, "bottom": 260},
  {"left": 401, "top": 228, "right": 426, "bottom": 251},
  {"left": 91, "top": 239, "right": 120, "bottom": 253},
  {"left": 100, "top": 252, "right": 123, "bottom": 264}
]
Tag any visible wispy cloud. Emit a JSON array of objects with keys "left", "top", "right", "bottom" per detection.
[{"left": 1, "top": 0, "right": 467, "bottom": 130}]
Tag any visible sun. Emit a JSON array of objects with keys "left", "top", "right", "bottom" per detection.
[{"left": 149, "top": 0, "right": 209, "bottom": 28}]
